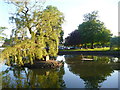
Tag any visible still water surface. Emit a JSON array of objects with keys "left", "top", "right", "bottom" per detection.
[{"left": 1, "top": 55, "right": 120, "bottom": 88}]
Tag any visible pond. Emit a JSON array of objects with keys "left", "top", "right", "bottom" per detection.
[{"left": 0, "top": 55, "right": 120, "bottom": 89}]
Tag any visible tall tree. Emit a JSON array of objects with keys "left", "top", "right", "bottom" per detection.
[
  {"left": 2, "top": 1, "right": 64, "bottom": 66},
  {"left": 78, "top": 11, "right": 111, "bottom": 49},
  {"left": 64, "top": 30, "right": 81, "bottom": 46}
]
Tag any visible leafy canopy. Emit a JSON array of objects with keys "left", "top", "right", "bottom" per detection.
[
  {"left": 2, "top": 1, "right": 64, "bottom": 66},
  {"left": 65, "top": 11, "right": 112, "bottom": 49}
]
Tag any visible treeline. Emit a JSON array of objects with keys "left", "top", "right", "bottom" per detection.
[
  {"left": 110, "top": 36, "right": 120, "bottom": 50},
  {"left": 65, "top": 11, "right": 119, "bottom": 50}
]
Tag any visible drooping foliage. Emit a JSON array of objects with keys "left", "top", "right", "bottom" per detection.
[{"left": 2, "top": 1, "right": 64, "bottom": 66}]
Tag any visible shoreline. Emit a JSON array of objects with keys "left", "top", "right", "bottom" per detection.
[
  {"left": 22, "top": 60, "right": 63, "bottom": 69},
  {"left": 58, "top": 51, "right": 120, "bottom": 57}
]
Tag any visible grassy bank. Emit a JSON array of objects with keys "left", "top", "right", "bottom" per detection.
[
  {"left": 59, "top": 48, "right": 120, "bottom": 57},
  {"left": 60, "top": 47, "right": 110, "bottom": 51},
  {"left": 60, "top": 47, "right": 119, "bottom": 51}
]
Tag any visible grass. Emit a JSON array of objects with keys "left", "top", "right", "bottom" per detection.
[{"left": 60, "top": 47, "right": 110, "bottom": 51}]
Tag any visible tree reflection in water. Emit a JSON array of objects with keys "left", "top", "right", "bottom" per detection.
[
  {"left": 2, "top": 55, "right": 119, "bottom": 88},
  {"left": 65, "top": 55, "right": 115, "bottom": 88},
  {"left": 2, "top": 65, "right": 65, "bottom": 88}
]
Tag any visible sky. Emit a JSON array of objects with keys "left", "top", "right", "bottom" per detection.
[{"left": 0, "top": 0, "right": 119, "bottom": 39}]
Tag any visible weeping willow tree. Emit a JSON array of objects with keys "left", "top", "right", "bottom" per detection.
[{"left": 2, "top": 0, "right": 64, "bottom": 66}]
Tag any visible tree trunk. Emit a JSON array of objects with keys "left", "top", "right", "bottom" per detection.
[
  {"left": 91, "top": 42, "right": 94, "bottom": 49},
  {"left": 84, "top": 43, "right": 87, "bottom": 49}
]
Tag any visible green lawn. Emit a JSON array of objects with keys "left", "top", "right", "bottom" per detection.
[{"left": 60, "top": 47, "right": 110, "bottom": 51}]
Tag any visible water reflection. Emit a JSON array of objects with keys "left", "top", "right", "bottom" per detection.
[
  {"left": 64, "top": 55, "right": 119, "bottom": 88},
  {"left": 2, "top": 66, "right": 66, "bottom": 88},
  {"left": 1, "top": 55, "right": 119, "bottom": 88}
]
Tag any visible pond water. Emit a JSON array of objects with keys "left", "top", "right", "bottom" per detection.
[{"left": 0, "top": 55, "right": 120, "bottom": 89}]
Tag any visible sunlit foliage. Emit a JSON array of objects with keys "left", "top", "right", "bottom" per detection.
[{"left": 2, "top": 0, "right": 64, "bottom": 66}]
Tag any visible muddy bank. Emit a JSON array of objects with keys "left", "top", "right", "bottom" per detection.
[
  {"left": 58, "top": 51, "right": 120, "bottom": 57},
  {"left": 23, "top": 60, "right": 63, "bottom": 69}
]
